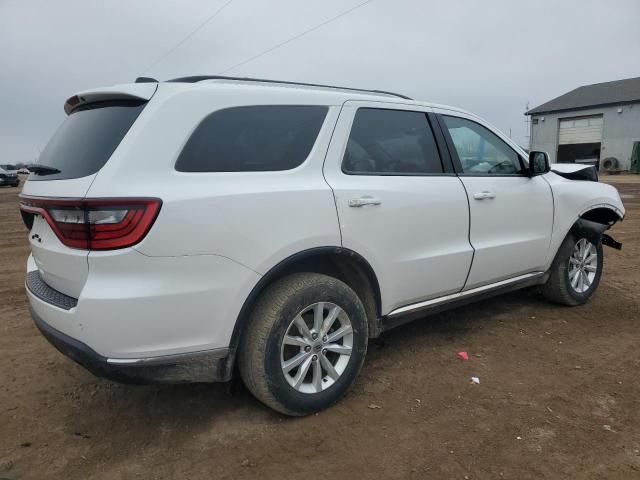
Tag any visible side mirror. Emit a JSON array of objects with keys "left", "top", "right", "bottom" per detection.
[{"left": 528, "top": 151, "right": 550, "bottom": 176}]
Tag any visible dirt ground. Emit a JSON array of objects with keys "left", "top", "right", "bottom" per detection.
[{"left": 0, "top": 175, "right": 639, "bottom": 480}]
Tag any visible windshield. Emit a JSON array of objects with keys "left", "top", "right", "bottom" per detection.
[{"left": 31, "top": 101, "right": 146, "bottom": 181}]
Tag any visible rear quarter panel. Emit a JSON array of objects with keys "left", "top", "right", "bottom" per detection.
[{"left": 85, "top": 84, "right": 343, "bottom": 274}]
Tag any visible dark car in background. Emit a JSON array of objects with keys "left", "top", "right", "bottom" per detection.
[{"left": 0, "top": 165, "right": 20, "bottom": 187}]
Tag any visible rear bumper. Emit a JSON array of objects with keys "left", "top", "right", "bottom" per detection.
[
  {"left": 25, "top": 250, "right": 259, "bottom": 361},
  {"left": 30, "top": 306, "right": 233, "bottom": 384}
]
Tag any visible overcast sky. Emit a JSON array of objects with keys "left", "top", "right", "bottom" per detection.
[{"left": 2, "top": 0, "right": 639, "bottom": 163}]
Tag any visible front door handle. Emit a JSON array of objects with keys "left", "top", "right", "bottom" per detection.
[
  {"left": 348, "top": 196, "right": 382, "bottom": 207},
  {"left": 473, "top": 191, "right": 496, "bottom": 200}
]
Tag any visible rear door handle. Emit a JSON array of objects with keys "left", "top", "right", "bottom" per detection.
[
  {"left": 473, "top": 191, "right": 496, "bottom": 200},
  {"left": 348, "top": 196, "right": 382, "bottom": 207}
]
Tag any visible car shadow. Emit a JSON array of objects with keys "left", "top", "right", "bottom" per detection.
[
  {"left": 60, "top": 288, "right": 551, "bottom": 440},
  {"left": 376, "top": 288, "right": 549, "bottom": 345}
]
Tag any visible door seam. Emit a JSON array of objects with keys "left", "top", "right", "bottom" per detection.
[
  {"left": 321, "top": 103, "right": 347, "bottom": 246},
  {"left": 457, "top": 176, "right": 476, "bottom": 292}
]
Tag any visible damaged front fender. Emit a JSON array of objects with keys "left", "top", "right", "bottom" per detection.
[
  {"left": 571, "top": 218, "right": 622, "bottom": 250},
  {"left": 602, "top": 234, "right": 622, "bottom": 250}
]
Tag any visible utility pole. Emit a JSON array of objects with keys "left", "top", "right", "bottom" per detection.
[{"left": 524, "top": 101, "right": 531, "bottom": 151}]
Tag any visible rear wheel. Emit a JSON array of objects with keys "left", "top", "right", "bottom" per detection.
[
  {"left": 239, "top": 273, "right": 368, "bottom": 416},
  {"left": 541, "top": 233, "right": 603, "bottom": 305}
]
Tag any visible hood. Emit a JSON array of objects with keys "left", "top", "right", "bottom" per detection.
[{"left": 550, "top": 163, "right": 598, "bottom": 182}]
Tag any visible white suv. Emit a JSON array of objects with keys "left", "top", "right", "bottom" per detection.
[{"left": 22, "top": 77, "right": 624, "bottom": 415}]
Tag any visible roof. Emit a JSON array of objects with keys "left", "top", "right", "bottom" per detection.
[
  {"left": 79, "top": 76, "right": 477, "bottom": 119},
  {"left": 190, "top": 78, "right": 479, "bottom": 116},
  {"left": 527, "top": 76, "right": 640, "bottom": 115}
]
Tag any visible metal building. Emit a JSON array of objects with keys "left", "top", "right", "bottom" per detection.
[{"left": 526, "top": 77, "right": 640, "bottom": 170}]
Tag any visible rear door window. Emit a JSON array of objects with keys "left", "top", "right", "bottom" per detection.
[
  {"left": 32, "top": 101, "right": 146, "bottom": 181},
  {"left": 342, "top": 108, "right": 444, "bottom": 175},
  {"left": 175, "top": 105, "right": 328, "bottom": 172}
]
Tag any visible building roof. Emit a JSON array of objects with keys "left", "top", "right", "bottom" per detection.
[{"left": 527, "top": 76, "right": 640, "bottom": 115}]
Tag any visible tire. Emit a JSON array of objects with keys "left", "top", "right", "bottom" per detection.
[
  {"left": 239, "top": 272, "right": 368, "bottom": 416},
  {"left": 541, "top": 233, "right": 603, "bottom": 306}
]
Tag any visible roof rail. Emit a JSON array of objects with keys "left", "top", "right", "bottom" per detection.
[{"left": 166, "top": 75, "right": 412, "bottom": 100}]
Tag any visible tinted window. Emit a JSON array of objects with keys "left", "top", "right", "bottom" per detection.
[
  {"left": 343, "top": 108, "right": 443, "bottom": 175},
  {"left": 442, "top": 116, "right": 522, "bottom": 175},
  {"left": 32, "top": 102, "right": 146, "bottom": 181},
  {"left": 176, "top": 106, "right": 327, "bottom": 172}
]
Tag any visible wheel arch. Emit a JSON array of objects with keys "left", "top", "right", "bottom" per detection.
[
  {"left": 571, "top": 206, "right": 622, "bottom": 245},
  {"left": 544, "top": 203, "right": 621, "bottom": 276},
  {"left": 226, "top": 247, "right": 382, "bottom": 373},
  {"left": 578, "top": 206, "right": 623, "bottom": 226},
  {"left": 549, "top": 205, "right": 621, "bottom": 268}
]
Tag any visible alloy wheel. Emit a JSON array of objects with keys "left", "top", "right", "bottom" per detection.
[
  {"left": 568, "top": 238, "right": 598, "bottom": 294},
  {"left": 280, "top": 302, "right": 353, "bottom": 394}
]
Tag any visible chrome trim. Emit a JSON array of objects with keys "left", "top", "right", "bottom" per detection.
[
  {"left": 106, "top": 347, "right": 229, "bottom": 366},
  {"left": 387, "top": 272, "right": 545, "bottom": 318}
]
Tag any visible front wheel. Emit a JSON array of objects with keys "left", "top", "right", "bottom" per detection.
[
  {"left": 239, "top": 273, "right": 368, "bottom": 416},
  {"left": 541, "top": 234, "right": 603, "bottom": 305}
]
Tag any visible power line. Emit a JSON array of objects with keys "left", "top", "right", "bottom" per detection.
[
  {"left": 219, "top": 0, "right": 375, "bottom": 74},
  {"left": 143, "top": 0, "right": 235, "bottom": 74}
]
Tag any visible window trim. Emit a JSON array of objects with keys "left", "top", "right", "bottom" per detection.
[
  {"left": 340, "top": 107, "right": 450, "bottom": 177},
  {"left": 435, "top": 114, "right": 527, "bottom": 177}
]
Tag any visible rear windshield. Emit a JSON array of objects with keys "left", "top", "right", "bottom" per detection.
[
  {"left": 31, "top": 101, "right": 146, "bottom": 181},
  {"left": 175, "top": 105, "right": 328, "bottom": 172}
]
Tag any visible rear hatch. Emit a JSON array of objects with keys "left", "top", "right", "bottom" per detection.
[{"left": 21, "top": 83, "right": 157, "bottom": 298}]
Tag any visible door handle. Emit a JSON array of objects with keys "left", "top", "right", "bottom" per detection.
[
  {"left": 348, "top": 196, "right": 382, "bottom": 207},
  {"left": 473, "top": 191, "right": 496, "bottom": 200}
]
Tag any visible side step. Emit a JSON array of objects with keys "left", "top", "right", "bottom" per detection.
[{"left": 381, "top": 272, "right": 547, "bottom": 332}]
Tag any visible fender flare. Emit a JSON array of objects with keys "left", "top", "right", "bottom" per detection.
[
  {"left": 570, "top": 218, "right": 609, "bottom": 246},
  {"left": 547, "top": 205, "right": 622, "bottom": 274},
  {"left": 224, "top": 246, "right": 381, "bottom": 374},
  {"left": 566, "top": 207, "right": 623, "bottom": 253}
]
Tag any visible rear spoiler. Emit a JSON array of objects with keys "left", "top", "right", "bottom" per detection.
[{"left": 64, "top": 82, "right": 158, "bottom": 115}]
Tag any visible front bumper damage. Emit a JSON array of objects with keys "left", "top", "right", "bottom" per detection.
[
  {"left": 601, "top": 234, "right": 622, "bottom": 250},
  {"left": 572, "top": 218, "right": 622, "bottom": 251}
]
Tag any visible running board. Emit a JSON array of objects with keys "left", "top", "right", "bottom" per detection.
[{"left": 382, "top": 272, "right": 547, "bottom": 332}]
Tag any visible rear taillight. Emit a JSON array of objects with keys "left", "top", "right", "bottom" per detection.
[{"left": 19, "top": 196, "right": 161, "bottom": 250}]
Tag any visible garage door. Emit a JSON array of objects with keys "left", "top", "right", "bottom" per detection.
[{"left": 558, "top": 116, "right": 603, "bottom": 144}]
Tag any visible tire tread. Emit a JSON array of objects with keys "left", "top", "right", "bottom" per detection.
[
  {"left": 541, "top": 233, "right": 603, "bottom": 306},
  {"left": 239, "top": 273, "right": 362, "bottom": 415}
]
